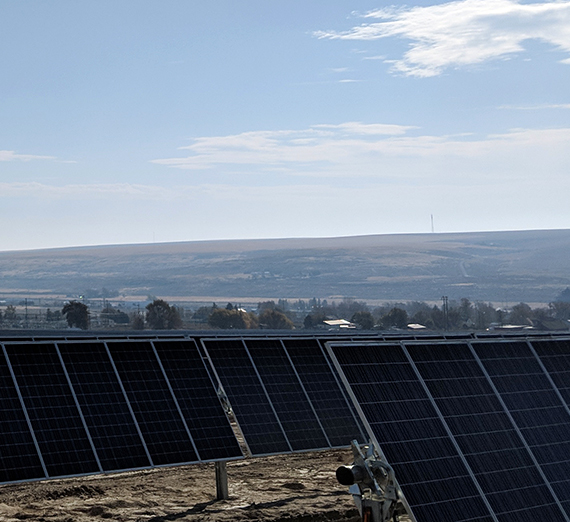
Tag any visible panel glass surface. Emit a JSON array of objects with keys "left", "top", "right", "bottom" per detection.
[
  {"left": 0, "top": 347, "right": 45, "bottom": 482},
  {"left": 409, "top": 342, "right": 566, "bottom": 522},
  {"left": 152, "top": 340, "right": 242, "bottom": 460},
  {"left": 282, "top": 338, "right": 365, "bottom": 447},
  {"left": 58, "top": 342, "right": 151, "bottom": 471},
  {"left": 331, "top": 343, "right": 494, "bottom": 522},
  {"left": 106, "top": 341, "right": 198, "bottom": 466},
  {"left": 475, "top": 340, "right": 570, "bottom": 515},
  {"left": 5, "top": 343, "right": 100, "bottom": 477},
  {"left": 244, "top": 339, "right": 328, "bottom": 451},
  {"left": 203, "top": 339, "right": 290, "bottom": 455}
]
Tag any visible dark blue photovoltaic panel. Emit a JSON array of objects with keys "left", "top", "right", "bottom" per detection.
[
  {"left": 408, "top": 343, "right": 567, "bottom": 522},
  {"left": 474, "top": 340, "right": 570, "bottom": 516},
  {"left": 5, "top": 344, "right": 100, "bottom": 478},
  {"left": 330, "top": 343, "right": 494, "bottom": 522},
  {"left": 152, "top": 340, "right": 242, "bottom": 460},
  {"left": 203, "top": 339, "right": 290, "bottom": 455},
  {"left": 244, "top": 339, "right": 328, "bottom": 451},
  {"left": 282, "top": 338, "right": 365, "bottom": 447},
  {"left": 0, "top": 347, "right": 45, "bottom": 483},
  {"left": 58, "top": 342, "right": 151, "bottom": 471},
  {"left": 106, "top": 341, "right": 198, "bottom": 466}
]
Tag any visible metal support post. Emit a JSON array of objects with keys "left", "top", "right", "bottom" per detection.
[{"left": 215, "top": 461, "right": 229, "bottom": 500}]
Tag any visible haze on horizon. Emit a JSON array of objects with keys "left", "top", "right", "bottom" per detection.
[{"left": 2, "top": 1, "right": 570, "bottom": 252}]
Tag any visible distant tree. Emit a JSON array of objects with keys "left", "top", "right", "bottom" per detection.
[
  {"left": 303, "top": 312, "right": 327, "bottom": 329},
  {"left": 381, "top": 307, "right": 408, "bottom": 329},
  {"left": 130, "top": 313, "right": 145, "bottom": 330},
  {"left": 46, "top": 309, "right": 62, "bottom": 322},
  {"left": 474, "top": 302, "right": 497, "bottom": 330},
  {"left": 193, "top": 305, "right": 217, "bottom": 323},
  {"left": 62, "top": 301, "right": 89, "bottom": 330},
  {"left": 458, "top": 298, "right": 473, "bottom": 322},
  {"left": 258, "top": 309, "right": 294, "bottom": 329},
  {"left": 508, "top": 302, "right": 533, "bottom": 325},
  {"left": 351, "top": 310, "right": 375, "bottom": 330},
  {"left": 4, "top": 305, "right": 17, "bottom": 321},
  {"left": 208, "top": 308, "right": 257, "bottom": 329},
  {"left": 258, "top": 301, "right": 276, "bottom": 313},
  {"left": 550, "top": 301, "right": 570, "bottom": 321},
  {"left": 100, "top": 305, "right": 130, "bottom": 324},
  {"left": 146, "top": 299, "right": 182, "bottom": 329}
]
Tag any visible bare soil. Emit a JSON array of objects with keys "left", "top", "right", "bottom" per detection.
[{"left": 0, "top": 449, "right": 360, "bottom": 522}]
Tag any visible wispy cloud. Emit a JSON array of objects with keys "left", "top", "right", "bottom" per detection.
[
  {"left": 315, "top": 0, "right": 570, "bottom": 77},
  {"left": 151, "top": 123, "right": 570, "bottom": 182},
  {"left": 0, "top": 182, "right": 177, "bottom": 200},
  {"left": 499, "top": 103, "right": 570, "bottom": 110},
  {"left": 0, "top": 150, "right": 56, "bottom": 162}
]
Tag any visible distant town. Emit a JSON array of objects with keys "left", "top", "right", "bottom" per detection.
[{"left": 2, "top": 289, "right": 570, "bottom": 332}]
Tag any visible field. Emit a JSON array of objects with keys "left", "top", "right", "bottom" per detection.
[{"left": 0, "top": 450, "right": 359, "bottom": 522}]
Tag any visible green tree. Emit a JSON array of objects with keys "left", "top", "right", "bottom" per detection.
[
  {"left": 62, "top": 301, "right": 89, "bottom": 329},
  {"left": 208, "top": 308, "right": 257, "bottom": 329},
  {"left": 258, "top": 309, "right": 294, "bottom": 329},
  {"left": 145, "top": 299, "right": 182, "bottom": 329},
  {"left": 351, "top": 310, "right": 375, "bottom": 330},
  {"left": 381, "top": 307, "right": 408, "bottom": 329}
]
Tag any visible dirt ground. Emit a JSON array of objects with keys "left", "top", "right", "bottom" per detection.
[{"left": 0, "top": 449, "right": 361, "bottom": 522}]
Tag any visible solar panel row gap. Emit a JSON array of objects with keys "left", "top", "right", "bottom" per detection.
[{"left": 0, "top": 339, "right": 242, "bottom": 484}]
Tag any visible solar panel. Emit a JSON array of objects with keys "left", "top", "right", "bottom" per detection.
[
  {"left": 327, "top": 340, "right": 570, "bottom": 522},
  {"left": 282, "top": 338, "right": 366, "bottom": 446},
  {"left": 201, "top": 339, "right": 290, "bottom": 455},
  {"left": 0, "top": 345, "right": 45, "bottom": 483},
  {"left": 57, "top": 342, "right": 151, "bottom": 471},
  {"left": 328, "top": 342, "right": 495, "bottom": 522},
  {"left": 152, "top": 339, "right": 242, "bottom": 460},
  {"left": 412, "top": 342, "right": 566, "bottom": 522},
  {"left": 105, "top": 341, "right": 199, "bottom": 465},
  {"left": 474, "top": 340, "right": 570, "bottom": 515},
  {"left": 243, "top": 339, "right": 329, "bottom": 451},
  {"left": 4, "top": 343, "right": 101, "bottom": 478}
]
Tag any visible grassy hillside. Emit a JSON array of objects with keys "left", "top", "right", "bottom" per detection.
[{"left": 1, "top": 229, "right": 569, "bottom": 304}]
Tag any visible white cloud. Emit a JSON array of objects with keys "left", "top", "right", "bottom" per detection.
[
  {"left": 499, "top": 103, "right": 570, "bottom": 110},
  {"left": 151, "top": 124, "right": 570, "bottom": 185},
  {"left": 0, "top": 150, "right": 56, "bottom": 162},
  {"left": 315, "top": 0, "right": 570, "bottom": 76}
]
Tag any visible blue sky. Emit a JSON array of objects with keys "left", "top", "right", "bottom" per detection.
[{"left": 2, "top": 0, "right": 570, "bottom": 251}]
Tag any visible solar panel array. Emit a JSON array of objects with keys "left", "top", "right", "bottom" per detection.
[
  {"left": 328, "top": 337, "right": 570, "bottom": 522},
  {"left": 0, "top": 335, "right": 366, "bottom": 484},
  {"left": 0, "top": 339, "right": 242, "bottom": 484},
  {"left": 3, "top": 329, "right": 570, "bottom": 522}
]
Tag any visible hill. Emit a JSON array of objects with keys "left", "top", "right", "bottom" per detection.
[{"left": 1, "top": 229, "right": 570, "bottom": 305}]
